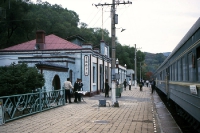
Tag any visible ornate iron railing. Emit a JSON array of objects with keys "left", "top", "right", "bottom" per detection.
[{"left": 0, "top": 89, "right": 65, "bottom": 123}]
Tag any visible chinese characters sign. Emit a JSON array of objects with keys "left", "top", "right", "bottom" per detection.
[{"left": 84, "top": 55, "right": 89, "bottom": 76}]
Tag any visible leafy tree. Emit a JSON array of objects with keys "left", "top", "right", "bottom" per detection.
[
  {"left": 0, "top": 63, "right": 45, "bottom": 96},
  {"left": 0, "top": 0, "right": 33, "bottom": 48}
]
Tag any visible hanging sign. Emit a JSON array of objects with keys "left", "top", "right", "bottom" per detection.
[
  {"left": 190, "top": 85, "right": 197, "bottom": 95},
  {"left": 0, "top": 99, "right": 4, "bottom": 125},
  {"left": 84, "top": 55, "right": 89, "bottom": 76}
]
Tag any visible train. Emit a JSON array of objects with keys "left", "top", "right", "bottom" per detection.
[{"left": 154, "top": 17, "right": 200, "bottom": 130}]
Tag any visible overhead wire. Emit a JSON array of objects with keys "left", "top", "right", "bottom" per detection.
[
  {"left": 86, "top": 0, "right": 103, "bottom": 27},
  {"left": 92, "top": 6, "right": 109, "bottom": 28}
]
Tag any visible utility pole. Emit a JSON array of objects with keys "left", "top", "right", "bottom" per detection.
[
  {"left": 134, "top": 44, "right": 137, "bottom": 88},
  {"left": 95, "top": 0, "right": 132, "bottom": 107}
]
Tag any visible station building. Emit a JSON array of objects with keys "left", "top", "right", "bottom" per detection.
[{"left": 0, "top": 30, "right": 127, "bottom": 96}]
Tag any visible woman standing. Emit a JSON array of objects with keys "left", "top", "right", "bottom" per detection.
[{"left": 105, "top": 79, "right": 109, "bottom": 97}]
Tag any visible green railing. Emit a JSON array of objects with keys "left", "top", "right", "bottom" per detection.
[{"left": 0, "top": 89, "right": 65, "bottom": 123}]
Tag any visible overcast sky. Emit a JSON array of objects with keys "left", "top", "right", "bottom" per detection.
[{"left": 32, "top": 0, "right": 200, "bottom": 53}]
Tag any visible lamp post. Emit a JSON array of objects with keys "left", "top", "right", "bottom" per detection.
[
  {"left": 116, "top": 58, "right": 119, "bottom": 85},
  {"left": 134, "top": 44, "right": 137, "bottom": 88},
  {"left": 124, "top": 64, "right": 127, "bottom": 84},
  {"left": 116, "top": 58, "right": 119, "bottom": 69},
  {"left": 140, "top": 62, "right": 141, "bottom": 82}
]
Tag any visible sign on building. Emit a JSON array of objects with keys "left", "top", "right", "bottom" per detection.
[
  {"left": 190, "top": 85, "right": 197, "bottom": 95},
  {"left": 84, "top": 55, "right": 89, "bottom": 76}
]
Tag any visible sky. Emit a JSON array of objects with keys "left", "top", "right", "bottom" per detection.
[{"left": 32, "top": 0, "right": 200, "bottom": 53}]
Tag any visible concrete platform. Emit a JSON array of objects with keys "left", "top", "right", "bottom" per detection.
[{"left": 0, "top": 86, "right": 182, "bottom": 133}]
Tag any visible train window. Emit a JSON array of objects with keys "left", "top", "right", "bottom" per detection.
[
  {"left": 188, "top": 52, "right": 195, "bottom": 81},
  {"left": 198, "top": 59, "right": 200, "bottom": 82},
  {"left": 173, "top": 63, "right": 176, "bottom": 81},
  {"left": 175, "top": 62, "right": 178, "bottom": 81},
  {"left": 197, "top": 46, "right": 200, "bottom": 59},
  {"left": 177, "top": 60, "right": 182, "bottom": 81},
  {"left": 182, "top": 57, "right": 187, "bottom": 81},
  {"left": 170, "top": 65, "right": 173, "bottom": 81},
  {"left": 197, "top": 47, "right": 200, "bottom": 81},
  {"left": 160, "top": 71, "right": 162, "bottom": 80},
  {"left": 170, "top": 66, "right": 173, "bottom": 80}
]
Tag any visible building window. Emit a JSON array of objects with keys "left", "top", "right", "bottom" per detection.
[{"left": 93, "top": 66, "right": 95, "bottom": 83}]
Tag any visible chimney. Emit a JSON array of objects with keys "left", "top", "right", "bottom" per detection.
[{"left": 35, "top": 30, "right": 46, "bottom": 50}]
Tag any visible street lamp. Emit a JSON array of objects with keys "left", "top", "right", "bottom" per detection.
[
  {"left": 116, "top": 58, "right": 119, "bottom": 68},
  {"left": 124, "top": 64, "right": 127, "bottom": 84}
]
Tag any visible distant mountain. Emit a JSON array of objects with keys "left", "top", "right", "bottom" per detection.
[
  {"left": 162, "top": 52, "right": 171, "bottom": 57},
  {"left": 144, "top": 52, "right": 168, "bottom": 73}
]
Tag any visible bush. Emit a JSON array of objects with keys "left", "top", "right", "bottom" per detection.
[{"left": 0, "top": 63, "right": 45, "bottom": 96}]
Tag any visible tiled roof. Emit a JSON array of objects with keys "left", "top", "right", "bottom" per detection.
[{"left": 1, "top": 34, "right": 82, "bottom": 51}]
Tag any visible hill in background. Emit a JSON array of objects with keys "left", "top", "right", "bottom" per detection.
[{"left": 144, "top": 52, "right": 170, "bottom": 73}]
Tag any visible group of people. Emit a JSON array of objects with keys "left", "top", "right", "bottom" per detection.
[
  {"left": 123, "top": 78, "right": 156, "bottom": 93},
  {"left": 63, "top": 78, "right": 83, "bottom": 103},
  {"left": 123, "top": 79, "right": 132, "bottom": 91}
]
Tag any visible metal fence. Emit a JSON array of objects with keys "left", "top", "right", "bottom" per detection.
[{"left": 0, "top": 89, "right": 65, "bottom": 123}]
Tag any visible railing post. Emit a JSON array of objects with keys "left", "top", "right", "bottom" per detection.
[{"left": 39, "top": 89, "right": 42, "bottom": 112}]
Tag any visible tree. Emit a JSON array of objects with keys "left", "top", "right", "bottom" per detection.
[
  {"left": 145, "top": 72, "right": 153, "bottom": 80},
  {"left": 0, "top": 63, "right": 45, "bottom": 96}
]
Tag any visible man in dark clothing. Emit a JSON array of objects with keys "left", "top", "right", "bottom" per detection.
[
  {"left": 73, "top": 78, "right": 80, "bottom": 103},
  {"left": 123, "top": 79, "right": 127, "bottom": 91},
  {"left": 151, "top": 78, "right": 156, "bottom": 94},
  {"left": 78, "top": 79, "right": 83, "bottom": 102},
  {"left": 105, "top": 79, "right": 109, "bottom": 97}
]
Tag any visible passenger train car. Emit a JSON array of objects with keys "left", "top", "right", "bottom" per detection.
[{"left": 154, "top": 17, "right": 200, "bottom": 127}]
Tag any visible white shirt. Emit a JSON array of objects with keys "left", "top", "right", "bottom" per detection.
[
  {"left": 63, "top": 81, "right": 73, "bottom": 90},
  {"left": 128, "top": 80, "right": 131, "bottom": 85}
]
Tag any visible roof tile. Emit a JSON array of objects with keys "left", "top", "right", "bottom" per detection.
[{"left": 1, "top": 34, "right": 82, "bottom": 51}]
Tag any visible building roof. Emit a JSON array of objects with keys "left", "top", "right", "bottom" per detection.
[{"left": 1, "top": 34, "right": 82, "bottom": 51}]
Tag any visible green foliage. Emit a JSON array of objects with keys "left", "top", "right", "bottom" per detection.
[
  {"left": 116, "top": 44, "right": 145, "bottom": 79},
  {"left": 0, "top": 63, "right": 45, "bottom": 96},
  {"left": 0, "top": 1, "right": 149, "bottom": 81},
  {"left": 144, "top": 52, "right": 167, "bottom": 75}
]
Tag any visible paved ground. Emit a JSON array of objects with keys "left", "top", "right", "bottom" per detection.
[{"left": 0, "top": 86, "right": 182, "bottom": 133}]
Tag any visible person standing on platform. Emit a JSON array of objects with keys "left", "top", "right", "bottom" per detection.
[
  {"left": 146, "top": 80, "right": 149, "bottom": 87},
  {"left": 128, "top": 79, "right": 131, "bottom": 90},
  {"left": 63, "top": 78, "right": 73, "bottom": 103},
  {"left": 139, "top": 81, "right": 143, "bottom": 91},
  {"left": 79, "top": 79, "right": 83, "bottom": 91},
  {"left": 73, "top": 78, "right": 80, "bottom": 103},
  {"left": 123, "top": 79, "right": 127, "bottom": 91},
  {"left": 151, "top": 78, "right": 156, "bottom": 94},
  {"left": 78, "top": 79, "right": 83, "bottom": 102},
  {"left": 105, "top": 79, "right": 109, "bottom": 97}
]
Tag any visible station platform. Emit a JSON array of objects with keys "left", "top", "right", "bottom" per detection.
[{"left": 0, "top": 86, "right": 182, "bottom": 133}]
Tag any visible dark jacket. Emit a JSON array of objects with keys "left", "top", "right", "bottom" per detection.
[
  {"left": 105, "top": 82, "right": 109, "bottom": 90},
  {"left": 79, "top": 82, "right": 83, "bottom": 91},
  {"left": 74, "top": 82, "right": 79, "bottom": 92}
]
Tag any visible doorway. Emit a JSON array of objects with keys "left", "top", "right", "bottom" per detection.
[{"left": 52, "top": 75, "right": 61, "bottom": 90}]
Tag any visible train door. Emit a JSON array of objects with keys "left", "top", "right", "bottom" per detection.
[{"left": 166, "top": 67, "right": 170, "bottom": 100}]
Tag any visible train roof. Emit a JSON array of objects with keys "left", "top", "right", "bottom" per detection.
[{"left": 155, "top": 17, "right": 200, "bottom": 72}]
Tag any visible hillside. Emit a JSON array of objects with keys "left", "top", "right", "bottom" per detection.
[{"left": 144, "top": 52, "right": 169, "bottom": 73}]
